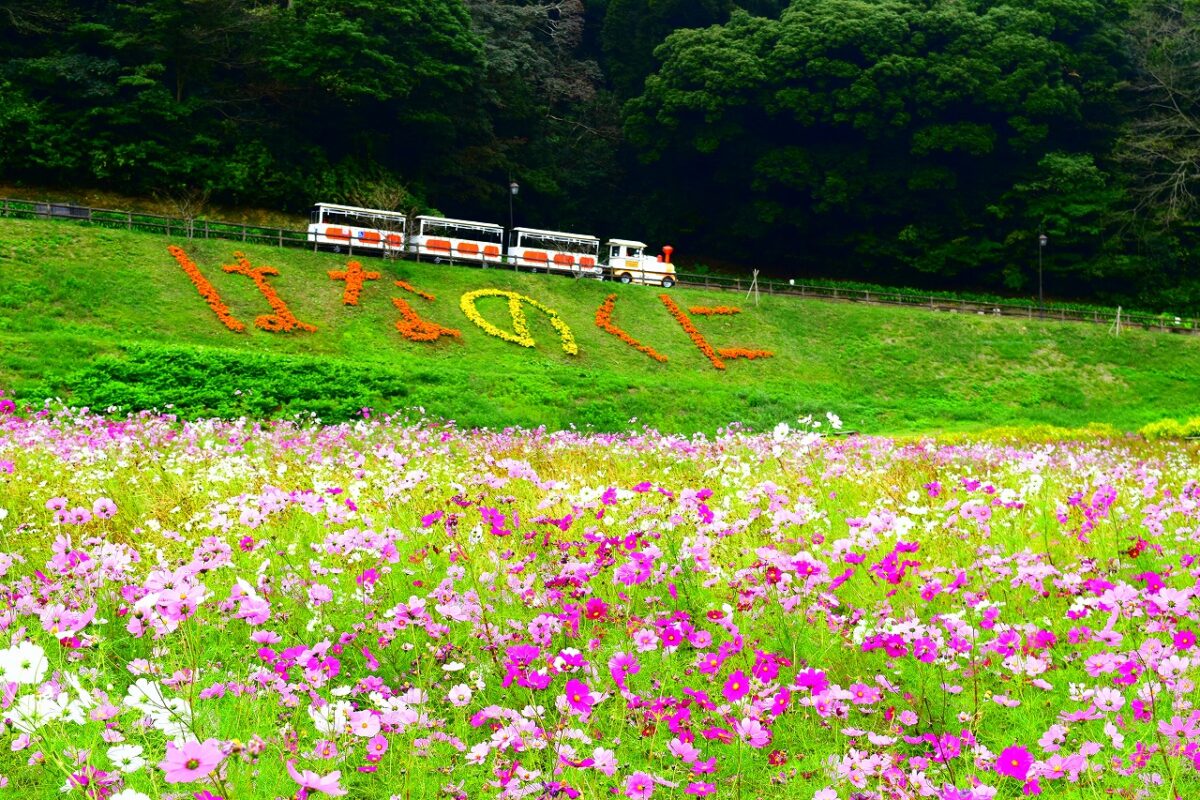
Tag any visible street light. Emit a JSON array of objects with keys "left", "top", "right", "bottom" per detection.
[
  {"left": 508, "top": 180, "right": 519, "bottom": 270},
  {"left": 1038, "top": 232, "right": 1048, "bottom": 316}
]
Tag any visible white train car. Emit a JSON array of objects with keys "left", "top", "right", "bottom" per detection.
[
  {"left": 307, "top": 203, "right": 406, "bottom": 254},
  {"left": 606, "top": 239, "right": 676, "bottom": 288},
  {"left": 411, "top": 216, "right": 505, "bottom": 265},
  {"left": 508, "top": 227, "right": 602, "bottom": 277},
  {"left": 307, "top": 202, "right": 678, "bottom": 288}
]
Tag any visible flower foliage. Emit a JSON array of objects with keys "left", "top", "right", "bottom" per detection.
[
  {"left": 595, "top": 294, "right": 668, "bottom": 363},
  {"left": 460, "top": 289, "right": 578, "bottom": 355},
  {"left": 2, "top": 410, "right": 1200, "bottom": 798},
  {"left": 688, "top": 306, "right": 741, "bottom": 316},
  {"left": 327, "top": 261, "right": 381, "bottom": 306},
  {"left": 223, "top": 252, "right": 317, "bottom": 333},
  {"left": 167, "top": 245, "right": 245, "bottom": 333}
]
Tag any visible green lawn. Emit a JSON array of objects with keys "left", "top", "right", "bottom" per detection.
[{"left": 2, "top": 217, "right": 1199, "bottom": 433}]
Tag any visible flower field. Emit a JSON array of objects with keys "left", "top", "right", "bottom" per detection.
[{"left": 1, "top": 401, "right": 1199, "bottom": 800}]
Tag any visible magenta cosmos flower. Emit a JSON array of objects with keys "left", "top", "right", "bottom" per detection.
[
  {"left": 723, "top": 670, "right": 750, "bottom": 703},
  {"left": 996, "top": 745, "right": 1033, "bottom": 780},
  {"left": 159, "top": 739, "right": 224, "bottom": 783},
  {"left": 564, "top": 678, "right": 594, "bottom": 714}
]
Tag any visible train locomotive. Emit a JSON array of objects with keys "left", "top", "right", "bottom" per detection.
[{"left": 306, "top": 203, "right": 676, "bottom": 288}]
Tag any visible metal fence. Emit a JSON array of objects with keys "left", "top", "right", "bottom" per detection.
[{"left": 3, "top": 196, "right": 1195, "bottom": 335}]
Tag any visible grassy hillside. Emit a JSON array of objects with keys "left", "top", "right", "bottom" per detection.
[{"left": 2, "top": 217, "right": 1200, "bottom": 433}]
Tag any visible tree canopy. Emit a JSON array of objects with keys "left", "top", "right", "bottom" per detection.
[{"left": 3, "top": 0, "right": 1200, "bottom": 309}]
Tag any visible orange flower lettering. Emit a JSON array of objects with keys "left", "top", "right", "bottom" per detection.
[
  {"left": 595, "top": 294, "right": 668, "bottom": 363},
  {"left": 167, "top": 245, "right": 245, "bottom": 332},
  {"left": 328, "top": 261, "right": 381, "bottom": 306},
  {"left": 223, "top": 252, "right": 316, "bottom": 333}
]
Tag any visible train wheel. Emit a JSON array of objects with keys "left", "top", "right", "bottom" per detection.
[
  {"left": 661, "top": 277, "right": 675, "bottom": 289},
  {"left": 618, "top": 273, "right": 633, "bottom": 284}
]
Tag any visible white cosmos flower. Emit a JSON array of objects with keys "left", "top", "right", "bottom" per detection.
[
  {"left": 9, "top": 692, "right": 68, "bottom": 733},
  {"left": 308, "top": 699, "right": 352, "bottom": 735},
  {"left": 108, "top": 744, "right": 146, "bottom": 773},
  {"left": 442, "top": 661, "right": 466, "bottom": 672},
  {"left": 0, "top": 641, "right": 49, "bottom": 685},
  {"left": 110, "top": 791, "right": 152, "bottom": 800}
]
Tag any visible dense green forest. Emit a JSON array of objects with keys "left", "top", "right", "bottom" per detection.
[{"left": 2, "top": 0, "right": 1200, "bottom": 310}]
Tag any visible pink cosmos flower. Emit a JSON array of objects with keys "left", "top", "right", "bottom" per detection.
[
  {"left": 348, "top": 710, "right": 380, "bottom": 738},
  {"left": 734, "top": 717, "right": 772, "bottom": 748},
  {"left": 286, "top": 760, "right": 348, "bottom": 796},
  {"left": 365, "top": 735, "right": 388, "bottom": 763},
  {"left": 625, "top": 772, "right": 655, "bottom": 799},
  {"left": 92, "top": 498, "right": 118, "bottom": 519},
  {"left": 667, "top": 737, "right": 701, "bottom": 763},
  {"left": 848, "top": 683, "right": 880, "bottom": 705},
  {"left": 159, "top": 739, "right": 224, "bottom": 783}
]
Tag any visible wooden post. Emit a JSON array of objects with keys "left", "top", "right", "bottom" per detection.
[
  {"left": 127, "top": 211, "right": 132, "bottom": 231},
  {"left": 242, "top": 224, "right": 247, "bottom": 242}
]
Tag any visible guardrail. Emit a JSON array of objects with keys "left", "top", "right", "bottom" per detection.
[
  {"left": 0, "top": 197, "right": 309, "bottom": 248},
  {"left": 669, "top": 273, "right": 1200, "bottom": 334},
  {"left": 3, "top": 196, "right": 1195, "bottom": 335}
]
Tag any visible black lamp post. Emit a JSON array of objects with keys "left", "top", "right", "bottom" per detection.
[
  {"left": 508, "top": 180, "right": 519, "bottom": 270},
  {"left": 1038, "top": 232, "right": 1048, "bottom": 316}
]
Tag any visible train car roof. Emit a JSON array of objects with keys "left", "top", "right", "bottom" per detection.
[
  {"left": 512, "top": 226, "right": 598, "bottom": 242},
  {"left": 607, "top": 238, "right": 648, "bottom": 248},
  {"left": 415, "top": 215, "right": 504, "bottom": 230},
  {"left": 314, "top": 202, "right": 407, "bottom": 217}
]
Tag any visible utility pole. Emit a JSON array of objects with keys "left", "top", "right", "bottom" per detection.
[
  {"left": 1038, "top": 231, "right": 1048, "bottom": 317},
  {"left": 508, "top": 180, "right": 520, "bottom": 271}
]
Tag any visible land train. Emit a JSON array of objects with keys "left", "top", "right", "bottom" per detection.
[{"left": 306, "top": 203, "right": 677, "bottom": 288}]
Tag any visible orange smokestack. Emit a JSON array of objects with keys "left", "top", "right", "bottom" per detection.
[{"left": 662, "top": 245, "right": 673, "bottom": 264}]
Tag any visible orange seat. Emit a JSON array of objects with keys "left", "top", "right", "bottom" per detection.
[
  {"left": 325, "top": 227, "right": 350, "bottom": 241},
  {"left": 457, "top": 242, "right": 480, "bottom": 256},
  {"left": 483, "top": 245, "right": 501, "bottom": 258},
  {"left": 360, "top": 231, "right": 381, "bottom": 244},
  {"left": 427, "top": 239, "right": 452, "bottom": 253},
  {"left": 524, "top": 251, "right": 549, "bottom": 263},
  {"left": 579, "top": 256, "right": 596, "bottom": 268},
  {"left": 386, "top": 234, "right": 403, "bottom": 247},
  {"left": 553, "top": 253, "right": 575, "bottom": 266}
]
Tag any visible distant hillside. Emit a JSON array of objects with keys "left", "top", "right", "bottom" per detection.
[{"left": 2, "top": 218, "right": 1199, "bottom": 434}]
